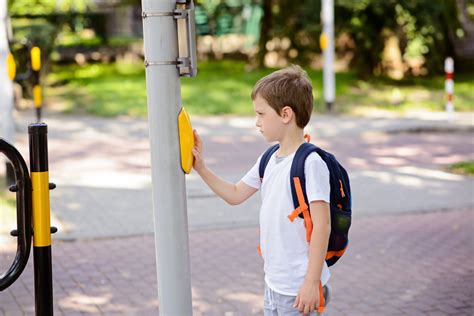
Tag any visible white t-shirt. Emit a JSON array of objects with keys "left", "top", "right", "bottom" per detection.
[{"left": 242, "top": 150, "right": 331, "bottom": 296}]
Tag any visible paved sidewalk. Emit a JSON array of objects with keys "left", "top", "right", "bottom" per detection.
[
  {"left": 1, "top": 110, "right": 473, "bottom": 315},
  {"left": 1, "top": 208, "right": 473, "bottom": 315},
  {"left": 3, "top": 111, "right": 473, "bottom": 239}
]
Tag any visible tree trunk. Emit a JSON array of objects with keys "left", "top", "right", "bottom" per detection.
[
  {"left": 454, "top": 0, "right": 474, "bottom": 64},
  {"left": 257, "top": 0, "right": 272, "bottom": 68}
]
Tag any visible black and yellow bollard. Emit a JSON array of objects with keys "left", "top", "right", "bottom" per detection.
[
  {"left": 1, "top": 123, "right": 56, "bottom": 314},
  {"left": 7, "top": 40, "right": 44, "bottom": 121},
  {"left": 30, "top": 47, "right": 42, "bottom": 122},
  {"left": 29, "top": 123, "right": 54, "bottom": 316}
]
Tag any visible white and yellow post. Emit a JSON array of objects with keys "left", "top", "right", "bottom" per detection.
[
  {"left": 1, "top": 0, "right": 16, "bottom": 185},
  {"left": 141, "top": 0, "right": 197, "bottom": 314},
  {"left": 321, "top": 0, "right": 335, "bottom": 111}
]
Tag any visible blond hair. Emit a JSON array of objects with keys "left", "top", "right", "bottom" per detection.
[{"left": 251, "top": 65, "right": 313, "bottom": 128}]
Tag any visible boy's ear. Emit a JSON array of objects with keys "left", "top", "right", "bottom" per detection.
[{"left": 280, "top": 106, "right": 293, "bottom": 123}]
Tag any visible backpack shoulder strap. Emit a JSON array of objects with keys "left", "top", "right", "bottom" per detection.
[
  {"left": 289, "top": 142, "right": 317, "bottom": 210},
  {"left": 288, "top": 142, "right": 317, "bottom": 242},
  {"left": 258, "top": 144, "right": 280, "bottom": 180}
]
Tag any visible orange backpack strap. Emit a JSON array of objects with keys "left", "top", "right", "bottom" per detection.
[
  {"left": 304, "top": 133, "right": 311, "bottom": 143},
  {"left": 326, "top": 246, "right": 347, "bottom": 260},
  {"left": 318, "top": 281, "right": 325, "bottom": 313},
  {"left": 287, "top": 177, "right": 313, "bottom": 242}
]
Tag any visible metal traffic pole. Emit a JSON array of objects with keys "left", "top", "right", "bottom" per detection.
[
  {"left": 0, "top": 0, "right": 16, "bottom": 185},
  {"left": 321, "top": 0, "right": 335, "bottom": 111},
  {"left": 141, "top": 0, "right": 197, "bottom": 314}
]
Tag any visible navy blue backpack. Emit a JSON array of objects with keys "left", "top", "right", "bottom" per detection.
[{"left": 259, "top": 142, "right": 352, "bottom": 267}]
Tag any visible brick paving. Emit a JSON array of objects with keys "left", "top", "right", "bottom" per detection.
[
  {"left": 1, "top": 111, "right": 474, "bottom": 315},
  {"left": 1, "top": 208, "right": 473, "bottom": 315}
]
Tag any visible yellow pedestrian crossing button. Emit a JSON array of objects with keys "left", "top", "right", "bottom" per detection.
[{"left": 178, "top": 107, "right": 194, "bottom": 174}]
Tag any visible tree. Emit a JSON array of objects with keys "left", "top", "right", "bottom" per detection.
[
  {"left": 256, "top": 0, "right": 322, "bottom": 67},
  {"left": 256, "top": 0, "right": 272, "bottom": 67},
  {"left": 452, "top": 0, "right": 474, "bottom": 70},
  {"left": 8, "top": 0, "right": 92, "bottom": 14},
  {"left": 256, "top": 0, "right": 464, "bottom": 76}
]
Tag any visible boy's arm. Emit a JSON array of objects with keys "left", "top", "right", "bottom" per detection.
[
  {"left": 294, "top": 200, "right": 331, "bottom": 314},
  {"left": 192, "top": 130, "right": 258, "bottom": 205},
  {"left": 195, "top": 167, "right": 257, "bottom": 205}
]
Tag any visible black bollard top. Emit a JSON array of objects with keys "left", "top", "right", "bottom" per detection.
[{"left": 28, "top": 123, "right": 48, "bottom": 135}]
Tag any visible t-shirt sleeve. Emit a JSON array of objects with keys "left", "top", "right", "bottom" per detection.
[
  {"left": 241, "top": 154, "right": 262, "bottom": 190},
  {"left": 305, "top": 153, "right": 330, "bottom": 204}
]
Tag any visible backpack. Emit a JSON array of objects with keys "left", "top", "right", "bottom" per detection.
[{"left": 258, "top": 142, "right": 352, "bottom": 267}]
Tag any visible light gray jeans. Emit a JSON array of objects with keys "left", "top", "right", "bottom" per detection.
[{"left": 263, "top": 283, "right": 331, "bottom": 316}]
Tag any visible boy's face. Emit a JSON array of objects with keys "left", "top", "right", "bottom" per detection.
[{"left": 253, "top": 94, "right": 285, "bottom": 142}]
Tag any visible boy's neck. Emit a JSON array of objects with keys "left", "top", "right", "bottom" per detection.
[{"left": 277, "top": 129, "right": 305, "bottom": 157}]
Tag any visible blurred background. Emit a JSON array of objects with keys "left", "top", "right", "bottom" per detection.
[
  {"left": 3, "top": 0, "right": 474, "bottom": 117},
  {"left": 0, "top": 1, "right": 473, "bottom": 315}
]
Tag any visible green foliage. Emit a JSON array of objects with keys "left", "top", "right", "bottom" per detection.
[
  {"left": 55, "top": 32, "right": 102, "bottom": 48},
  {"left": 10, "top": 18, "right": 58, "bottom": 94},
  {"left": 11, "top": 18, "right": 58, "bottom": 55},
  {"left": 8, "top": 1, "right": 107, "bottom": 80},
  {"left": 9, "top": 0, "right": 56, "bottom": 15},
  {"left": 255, "top": 0, "right": 462, "bottom": 76},
  {"left": 8, "top": 0, "right": 93, "bottom": 15},
  {"left": 271, "top": 0, "right": 322, "bottom": 64},
  {"left": 336, "top": 0, "right": 396, "bottom": 76},
  {"left": 0, "top": 177, "right": 16, "bottom": 235},
  {"left": 337, "top": 0, "right": 461, "bottom": 76}
]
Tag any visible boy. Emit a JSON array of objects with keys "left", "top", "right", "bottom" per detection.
[{"left": 192, "top": 65, "right": 331, "bottom": 315}]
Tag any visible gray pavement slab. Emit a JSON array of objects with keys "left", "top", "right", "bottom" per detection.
[
  {"left": 1, "top": 110, "right": 474, "bottom": 315},
  {"left": 2, "top": 110, "right": 473, "bottom": 239},
  {"left": 0, "top": 208, "right": 472, "bottom": 315}
]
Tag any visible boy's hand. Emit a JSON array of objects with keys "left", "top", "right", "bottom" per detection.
[
  {"left": 293, "top": 280, "right": 319, "bottom": 314},
  {"left": 192, "top": 129, "right": 205, "bottom": 172}
]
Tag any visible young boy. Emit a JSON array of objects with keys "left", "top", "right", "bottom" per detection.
[{"left": 192, "top": 65, "right": 331, "bottom": 315}]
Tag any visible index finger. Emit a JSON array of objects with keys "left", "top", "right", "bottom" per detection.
[{"left": 193, "top": 129, "right": 201, "bottom": 144}]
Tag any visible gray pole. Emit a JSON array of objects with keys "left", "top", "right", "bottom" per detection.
[
  {"left": 0, "top": 0, "right": 14, "bottom": 143},
  {"left": 1, "top": 0, "right": 16, "bottom": 184},
  {"left": 141, "top": 0, "right": 193, "bottom": 315},
  {"left": 322, "top": 0, "right": 335, "bottom": 111}
]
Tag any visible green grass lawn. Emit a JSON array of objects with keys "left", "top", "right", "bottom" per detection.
[
  {"left": 45, "top": 60, "right": 474, "bottom": 117},
  {"left": 340, "top": 73, "right": 474, "bottom": 115},
  {"left": 448, "top": 161, "right": 474, "bottom": 176}
]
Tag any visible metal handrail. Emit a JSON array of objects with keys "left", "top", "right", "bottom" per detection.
[{"left": 0, "top": 138, "right": 32, "bottom": 291}]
